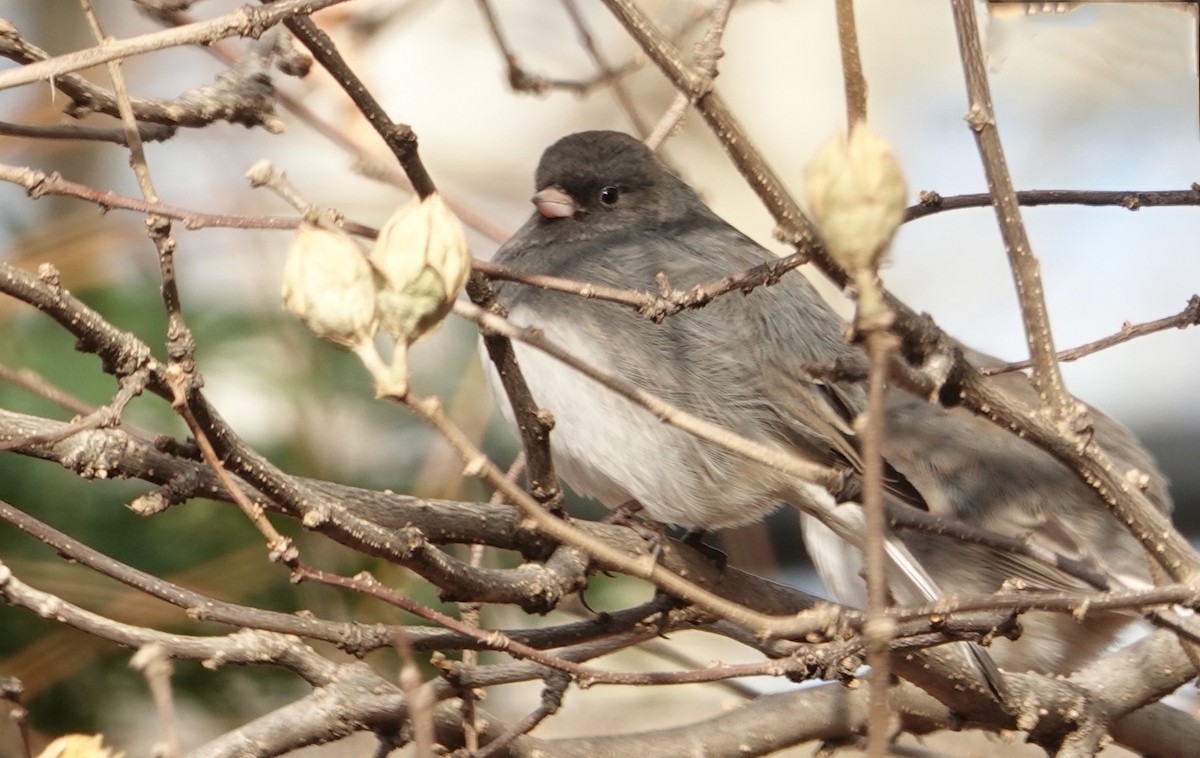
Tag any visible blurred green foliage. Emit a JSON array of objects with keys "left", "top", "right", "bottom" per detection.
[{"left": 0, "top": 264, "right": 504, "bottom": 744}]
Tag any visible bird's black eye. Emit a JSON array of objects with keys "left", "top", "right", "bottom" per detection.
[{"left": 598, "top": 186, "right": 620, "bottom": 206}]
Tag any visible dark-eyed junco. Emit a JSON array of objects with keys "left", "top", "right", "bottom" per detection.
[{"left": 486, "top": 130, "right": 1173, "bottom": 675}]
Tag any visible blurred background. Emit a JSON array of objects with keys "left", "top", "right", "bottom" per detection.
[{"left": 0, "top": 1, "right": 1197, "bottom": 755}]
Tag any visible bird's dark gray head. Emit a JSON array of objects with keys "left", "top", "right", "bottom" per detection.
[{"left": 528, "top": 130, "right": 704, "bottom": 233}]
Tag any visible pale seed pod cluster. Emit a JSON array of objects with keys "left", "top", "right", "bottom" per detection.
[{"left": 280, "top": 192, "right": 471, "bottom": 396}]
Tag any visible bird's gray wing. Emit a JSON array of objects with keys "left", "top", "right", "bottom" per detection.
[{"left": 883, "top": 343, "right": 1169, "bottom": 597}]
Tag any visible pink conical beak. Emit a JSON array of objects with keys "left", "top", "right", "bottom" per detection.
[{"left": 532, "top": 186, "right": 579, "bottom": 219}]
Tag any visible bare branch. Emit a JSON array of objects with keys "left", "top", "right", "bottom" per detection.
[
  {"left": 981, "top": 295, "right": 1200, "bottom": 375},
  {"left": 906, "top": 186, "right": 1200, "bottom": 222},
  {"left": 947, "top": 0, "right": 1073, "bottom": 419},
  {"left": 0, "top": 0, "right": 348, "bottom": 92}
]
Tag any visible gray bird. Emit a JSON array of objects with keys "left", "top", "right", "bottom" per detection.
[{"left": 486, "top": 130, "right": 1172, "bottom": 675}]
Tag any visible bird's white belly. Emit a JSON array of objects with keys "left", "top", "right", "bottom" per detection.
[{"left": 484, "top": 306, "right": 777, "bottom": 528}]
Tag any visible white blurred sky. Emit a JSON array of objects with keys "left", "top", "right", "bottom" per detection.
[{"left": 1, "top": 0, "right": 1198, "bottom": 431}]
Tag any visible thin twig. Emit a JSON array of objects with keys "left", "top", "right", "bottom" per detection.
[
  {"left": 892, "top": 583, "right": 1200, "bottom": 625},
  {"left": 395, "top": 631, "right": 435, "bottom": 758},
  {"left": 473, "top": 250, "right": 807, "bottom": 323},
  {"left": 81, "top": 0, "right": 196, "bottom": 376},
  {"left": 466, "top": 275, "right": 562, "bottom": 506},
  {"left": 474, "top": 0, "right": 713, "bottom": 98},
  {"left": 861, "top": 327, "right": 899, "bottom": 757},
  {"left": 0, "top": 119, "right": 175, "bottom": 144},
  {"left": 459, "top": 454, "right": 524, "bottom": 752},
  {"left": 981, "top": 295, "right": 1200, "bottom": 375},
  {"left": 643, "top": 0, "right": 733, "bottom": 150},
  {"left": 0, "top": 0, "right": 349, "bottom": 91},
  {"left": 601, "top": 0, "right": 821, "bottom": 252},
  {"left": 0, "top": 163, "right": 376, "bottom": 236},
  {"left": 905, "top": 186, "right": 1200, "bottom": 222},
  {"left": 561, "top": 0, "right": 651, "bottom": 137},
  {"left": 474, "top": 672, "right": 570, "bottom": 758},
  {"left": 831, "top": 6, "right": 886, "bottom": 745},
  {"left": 173, "top": 385, "right": 299, "bottom": 565},
  {"left": 280, "top": 10, "right": 437, "bottom": 198},
  {"left": 474, "top": 0, "right": 558, "bottom": 94},
  {"left": 834, "top": 0, "right": 867, "bottom": 125},
  {"left": 130, "top": 644, "right": 182, "bottom": 758},
  {"left": 0, "top": 363, "right": 95, "bottom": 416}
]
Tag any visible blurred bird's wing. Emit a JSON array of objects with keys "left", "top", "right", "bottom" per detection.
[
  {"left": 764, "top": 363, "right": 1008, "bottom": 698},
  {"left": 795, "top": 498, "right": 1009, "bottom": 701}
]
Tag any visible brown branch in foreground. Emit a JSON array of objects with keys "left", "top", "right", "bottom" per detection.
[
  {"left": 473, "top": 251, "right": 807, "bottom": 323},
  {"left": 0, "top": 407, "right": 1090, "bottom": 660},
  {"left": 834, "top": 0, "right": 867, "bottom": 126},
  {"left": 0, "top": 402, "right": 574, "bottom": 614},
  {"left": 2, "top": 402, "right": 1161, "bottom": 738},
  {"left": 905, "top": 186, "right": 1200, "bottom": 222},
  {"left": 981, "top": 295, "right": 1200, "bottom": 375},
  {"left": 466, "top": 274, "right": 562, "bottom": 508},
  {"left": 0, "top": 24, "right": 283, "bottom": 131},
  {"left": 0, "top": 0, "right": 346, "bottom": 92},
  {"left": 0, "top": 163, "right": 377, "bottom": 236},
  {"left": 0, "top": 120, "right": 175, "bottom": 144},
  {"left": 948, "top": 0, "right": 1072, "bottom": 421},
  {"left": 474, "top": 672, "right": 570, "bottom": 758},
  {"left": 860, "top": 327, "right": 900, "bottom": 758},
  {"left": 643, "top": 0, "right": 732, "bottom": 151},
  {"left": 278, "top": 10, "right": 437, "bottom": 199}
]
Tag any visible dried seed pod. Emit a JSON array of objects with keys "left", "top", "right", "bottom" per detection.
[
  {"left": 370, "top": 192, "right": 471, "bottom": 394},
  {"left": 281, "top": 222, "right": 377, "bottom": 349},
  {"left": 805, "top": 122, "right": 907, "bottom": 276}
]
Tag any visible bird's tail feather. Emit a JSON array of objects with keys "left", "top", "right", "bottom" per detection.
[{"left": 798, "top": 507, "right": 1009, "bottom": 703}]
